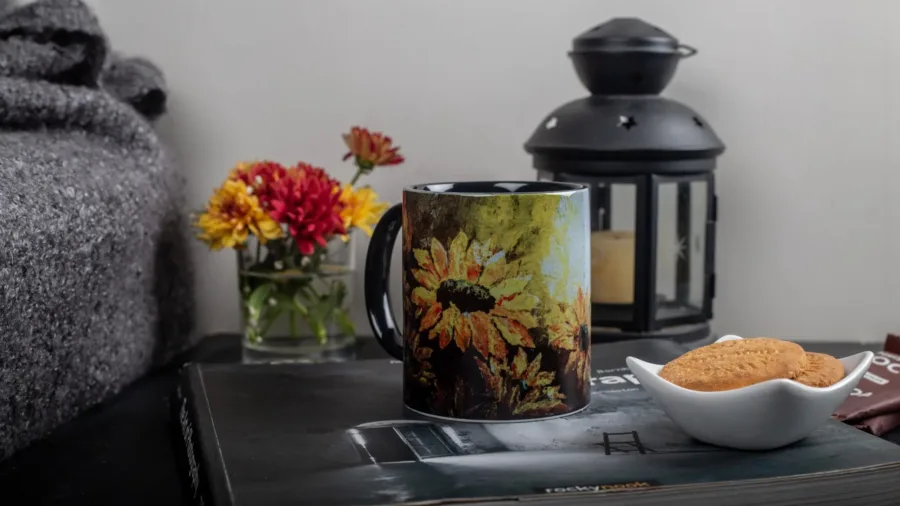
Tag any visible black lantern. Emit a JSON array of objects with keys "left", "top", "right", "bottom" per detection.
[{"left": 524, "top": 18, "right": 725, "bottom": 343}]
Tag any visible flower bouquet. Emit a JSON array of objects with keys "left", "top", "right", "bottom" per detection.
[{"left": 194, "top": 127, "right": 403, "bottom": 362}]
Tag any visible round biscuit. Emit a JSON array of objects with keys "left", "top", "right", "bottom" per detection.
[
  {"left": 658, "top": 337, "right": 808, "bottom": 392},
  {"left": 793, "top": 352, "right": 845, "bottom": 388}
]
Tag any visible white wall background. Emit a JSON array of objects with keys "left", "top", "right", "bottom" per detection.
[{"left": 90, "top": 0, "right": 900, "bottom": 343}]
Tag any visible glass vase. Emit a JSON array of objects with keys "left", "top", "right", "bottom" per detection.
[{"left": 238, "top": 235, "right": 357, "bottom": 364}]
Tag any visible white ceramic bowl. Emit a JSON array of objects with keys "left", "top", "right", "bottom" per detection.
[{"left": 625, "top": 335, "right": 874, "bottom": 451}]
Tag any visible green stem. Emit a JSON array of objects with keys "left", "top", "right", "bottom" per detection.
[
  {"left": 289, "top": 311, "right": 298, "bottom": 338},
  {"left": 349, "top": 161, "right": 373, "bottom": 186},
  {"left": 256, "top": 295, "right": 282, "bottom": 339},
  {"left": 257, "top": 309, "right": 278, "bottom": 338}
]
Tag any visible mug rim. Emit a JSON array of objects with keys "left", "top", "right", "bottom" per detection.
[{"left": 404, "top": 180, "right": 588, "bottom": 196}]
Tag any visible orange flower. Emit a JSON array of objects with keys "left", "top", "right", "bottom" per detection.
[
  {"left": 409, "top": 231, "right": 538, "bottom": 356},
  {"left": 342, "top": 126, "right": 404, "bottom": 169},
  {"left": 194, "top": 179, "right": 282, "bottom": 250}
]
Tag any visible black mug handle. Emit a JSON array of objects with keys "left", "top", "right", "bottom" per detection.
[{"left": 364, "top": 203, "right": 404, "bottom": 360}]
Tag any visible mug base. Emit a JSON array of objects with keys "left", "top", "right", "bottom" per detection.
[{"left": 403, "top": 403, "right": 589, "bottom": 424}]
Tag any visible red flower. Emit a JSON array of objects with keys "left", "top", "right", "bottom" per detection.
[
  {"left": 229, "top": 160, "right": 288, "bottom": 209},
  {"left": 342, "top": 126, "right": 404, "bottom": 169},
  {"left": 268, "top": 163, "right": 346, "bottom": 255}
]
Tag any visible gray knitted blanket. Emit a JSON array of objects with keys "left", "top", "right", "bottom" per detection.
[{"left": 0, "top": 0, "right": 195, "bottom": 460}]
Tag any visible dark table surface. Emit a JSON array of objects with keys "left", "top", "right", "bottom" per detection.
[{"left": 0, "top": 335, "right": 891, "bottom": 506}]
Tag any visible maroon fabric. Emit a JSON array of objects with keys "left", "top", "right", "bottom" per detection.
[
  {"left": 852, "top": 411, "right": 900, "bottom": 436},
  {"left": 834, "top": 334, "right": 900, "bottom": 435}
]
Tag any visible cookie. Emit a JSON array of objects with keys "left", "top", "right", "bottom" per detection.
[
  {"left": 659, "top": 337, "right": 808, "bottom": 392},
  {"left": 793, "top": 352, "right": 845, "bottom": 387}
]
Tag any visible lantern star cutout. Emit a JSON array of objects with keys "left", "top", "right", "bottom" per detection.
[
  {"left": 674, "top": 235, "right": 687, "bottom": 261},
  {"left": 617, "top": 115, "right": 637, "bottom": 130}
]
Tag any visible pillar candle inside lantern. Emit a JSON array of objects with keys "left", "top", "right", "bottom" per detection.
[{"left": 590, "top": 230, "right": 635, "bottom": 304}]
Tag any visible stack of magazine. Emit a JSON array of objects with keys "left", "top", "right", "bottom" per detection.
[{"left": 172, "top": 339, "right": 900, "bottom": 506}]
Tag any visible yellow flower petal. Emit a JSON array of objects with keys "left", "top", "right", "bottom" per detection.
[
  {"left": 454, "top": 313, "right": 472, "bottom": 352},
  {"left": 493, "top": 317, "right": 535, "bottom": 348},
  {"left": 448, "top": 231, "right": 469, "bottom": 280},
  {"left": 412, "top": 268, "right": 440, "bottom": 291},
  {"left": 525, "top": 353, "right": 543, "bottom": 381},
  {"left": 533, "top": 370, "right": 555, "bottom": 387},
  {"left": 489, "top": 276, "right": 532, "bottom": 301},
  {"left": 464, "top": 241, "right": 482, "bottom": 282},
  {"left": 504, "top": 259, "right": 522, "bottom": 279},
  {"left": 430, "top": 238, "right": 450, "bottom": 279},
  {"left": 430, "top": 304, "right": 459, "bottom": 349},
  {"left": 511, "top": 348, "right": 529, "bottom": 377},
  {"left": 413, "top": 248, "right": 436, "bottom": 276},
  {"left": 411, "top": 286, "right": 436, "bottom": 307},
  {"left": 499, "top": 292, "right": 539, "bottom": 311},
  {"left": 491, "top": 308, "right": 538, "bottom": 329},
  {"left": 546, "top": 323, "right": 578, "bottom": 350},
  {"left": 471, "top": 311, "right": 505, "bottom": 358},
  {"left": 478, "top": 251, "right": 507, "bottom": 287},
  {"left": 419, "top": 304, "right": 443, "bottom": 331},
  {"left": 574, "top": 286, "right": 590, "bottom": 324},
  {"left": 565, "top": 352, "right": 580, "bottom": 376},
  {"left": 338, "top": 185, "right": 388, "bottom": 235}
]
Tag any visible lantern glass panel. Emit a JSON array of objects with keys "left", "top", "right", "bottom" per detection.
[
  {"left": 589, "top": 181, "right": 636, "bottom": 325},
  {"left": 655, "top": 178, "right": 708, "bottom": 323}
]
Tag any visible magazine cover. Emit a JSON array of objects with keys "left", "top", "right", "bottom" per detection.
[{"left": 183, "top": 360, "right": 900, "bottom": 506}]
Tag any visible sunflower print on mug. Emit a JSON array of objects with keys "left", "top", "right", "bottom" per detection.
[
  {"left": 410, "top": 231, "right": 538, "bottom": 359},
  {"left": 402, "top": 189, "right": 591, "bottom": 421}
]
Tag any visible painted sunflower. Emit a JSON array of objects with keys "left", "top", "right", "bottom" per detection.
[
  {"left": 565, "top": 346, "right": 591, "bottom": 392},
  {"left": 476, "top": 349, "right": 568, "bottom": 417},
  {"left": 409, "top": 231, "right": 538, "bottom": 356},
  {"left": 405, "top": 327, "right": 436, "bottom": 387},
  {"left": 546, "top": 286, "right": 590, "bottom": 351}
]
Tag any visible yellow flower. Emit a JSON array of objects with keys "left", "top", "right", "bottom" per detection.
[
  {"left": 338, "top": 184, "right": 388, "bottom": 239},
  {"left": 409, "top": 231, "right": 539, "bottom": 356},
  {"left": 195, "top": 179, "right": 282, "bottom": 250},
  {"left": 226, "top": 161, "right": 255, "bottom": 180}
]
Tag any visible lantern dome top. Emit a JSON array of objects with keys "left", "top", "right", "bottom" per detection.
[
  {"left": 523, "top": 95, "right": 725, "bottom": 173},
  {"left": 572, "top": 17, "right": 680, "bottom": 54},
  {"left": 568, "top": 17, "right": 698, "bottom": 95},
  {"left": 525, "top": 17, "right": 725, "bottom": 175}
]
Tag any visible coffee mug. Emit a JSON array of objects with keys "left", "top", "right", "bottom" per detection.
[{"left": 365, "top": 181, "right": 591, "bottom": 422}]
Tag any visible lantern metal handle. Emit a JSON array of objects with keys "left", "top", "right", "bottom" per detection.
[{"left": 677, "top": 44, "right": 698, "bottom": 58}]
